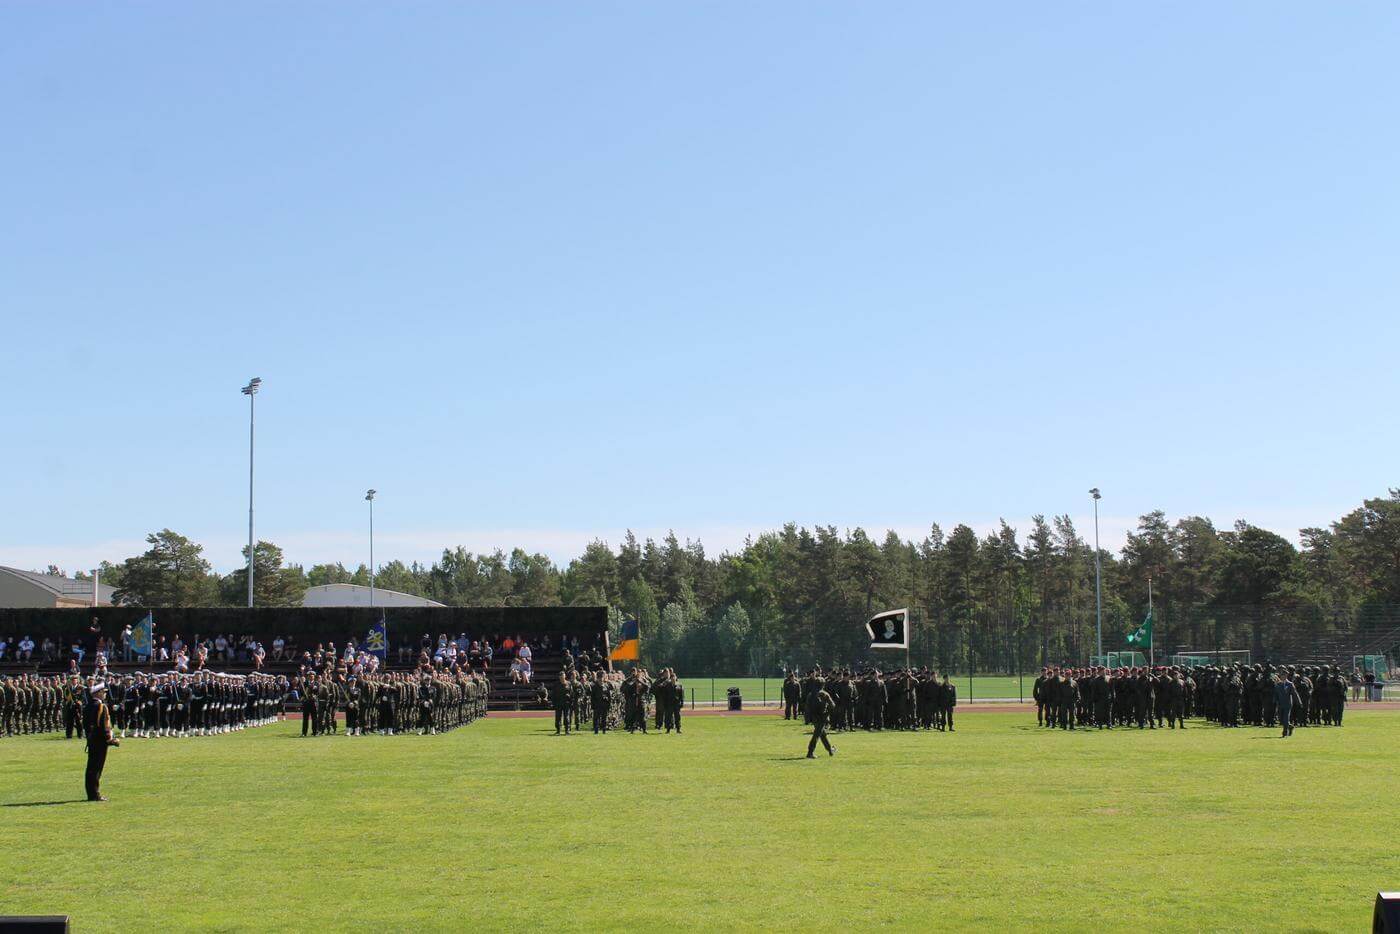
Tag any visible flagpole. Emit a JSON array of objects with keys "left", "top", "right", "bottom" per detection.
[{"left": 1148, "top": 577, "right": 1154, "bottom": 667}]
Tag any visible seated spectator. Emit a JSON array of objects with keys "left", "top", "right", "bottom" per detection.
[
  {"left": 71, "top": 641, "right": 86, "bottom": 664},
  {"left": 517, "top": 641, "right": 532, "bottom": 662},
  {"left": 272, "top": 635, "right": 286, "bottom": 661},
  {"left": 171, "top": 634, "right": 184, "bottom": 657},
  {"left": 0, "top": 636, "right": 8, "bottom": 660},
  {"left": 19, "top": 635, "right": 35, "bottom": 662},
  {"left": 214, "top": 634, "right": 229, "bottom": 660},
  {"left": 41, "top": 637, "right": 56, "bottom": 662},
  {"left": 509, "top": 658, "right": 525, "bottom": 684},
  {"left": 482, "top": 642, "right": 494, "bottom": 669},
  {"left": 501, "top": 635, "right": 515, "bottom": 654},
  {"left": 519, "top": 657, "right": 532, "bottom": 684},
  {"left": 175, "top": 648, "right": 190, "bottom": 672}
]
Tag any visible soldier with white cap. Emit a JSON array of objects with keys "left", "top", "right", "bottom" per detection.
[{"left": 83, "top": 680, "right": 118, "bottom": 801}]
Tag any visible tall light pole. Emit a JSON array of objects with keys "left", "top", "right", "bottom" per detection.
[
  {"left": 241, "top": 377, "right": 262, "bottom": 608},
  {"left": 365, "top": 489, "right": 376, "bottom": 607},
  {"left": 1090, "top": 487, "right": 1103, "bottom": 660}
]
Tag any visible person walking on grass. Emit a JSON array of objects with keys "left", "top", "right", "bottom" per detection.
[
  {"left": 1272, "top": 672, "right": 1301, "bottom": 738},
  {"left": 805, "top": 684, "right": 836, "bottom": 759}
]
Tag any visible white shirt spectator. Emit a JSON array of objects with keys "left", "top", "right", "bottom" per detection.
[
  {"left": 19, "top": 637, "right": 35, "bottom": 660},
  {"left": 517, "top": 642, "right": 532, "bottom": 661},
  {"left": 0, "top": 639, "right": 7, "bottom": 659},
  {"left": 215, "top": 635, "right": 228, "bottom": 657}
]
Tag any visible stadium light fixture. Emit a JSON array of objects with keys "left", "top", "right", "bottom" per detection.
[
  {"left": 1090, "top": 488, "right": 1102, "bottom": 659},
  {"left": 242, "top": 378, "right": 262, "bottom": 608},
  {"left": 366, "top": 489, "right": 376, "bottom": 607}
]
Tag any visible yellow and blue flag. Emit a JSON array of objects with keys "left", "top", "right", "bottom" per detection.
[
  {"left": 365, "top": 619, "right": 388, "bottom": 658},
  {"left": 132, "top": 612, "right": 154, "bottom": 657},
  {"left": 609, "top": 619, "right": 640, "bottom": 661}
]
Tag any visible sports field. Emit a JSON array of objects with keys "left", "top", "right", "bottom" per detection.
[{"left": 4, "top": 709, "right": 1398, "bottom": 931}]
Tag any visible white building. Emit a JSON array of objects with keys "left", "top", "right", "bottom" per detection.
[
  {"left": 0, "top": 566, "right": 116, "bottom": 608},
  {"left": 301, "top": 583, "right": 444, "bottom": 608}
]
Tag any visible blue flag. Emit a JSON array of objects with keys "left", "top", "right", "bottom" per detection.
[
  {"left": 132, "top": 612, "right": 154, "bottom": 657},
  {"left": 365, "top": 620, "right": 388, "bottom": 658}
]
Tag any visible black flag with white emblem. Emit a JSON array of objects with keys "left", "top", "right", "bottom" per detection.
[{"left": 866, "top": 608, "right": 909, "bottom": 650}]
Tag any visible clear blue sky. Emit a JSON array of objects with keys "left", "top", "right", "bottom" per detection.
[{"left": 3, "top": 4, "right": 1397, "bottom": 574}]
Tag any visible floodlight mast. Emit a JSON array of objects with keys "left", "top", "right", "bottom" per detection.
[
  {"left": 1090, "top": 488, "right": 1103, "bottom": 661},
  {"left": 241, "top": 378, "right": 262, "bottom": 608},
  {"left": 365, "top": 489, "right": 377, "bottom": 607}
]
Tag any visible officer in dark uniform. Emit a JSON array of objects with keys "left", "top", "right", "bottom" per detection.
[
  {"left": 83, "top": 681, "right": 117, "bottom": 801},
  {"left": 782, "top": 672, "right": 801, "bottom": 720}
]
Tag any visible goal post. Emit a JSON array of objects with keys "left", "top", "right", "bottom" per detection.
[{"left": 1172, "top": 649, "right": 1251, "bottom": 668}]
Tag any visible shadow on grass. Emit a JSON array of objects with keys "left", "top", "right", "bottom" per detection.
[
  {"left": 2, "top": 799, "right": 87, "bottom": 808},
  {"left": 769, "top": 756, "right": 816, "bottom": 761}
]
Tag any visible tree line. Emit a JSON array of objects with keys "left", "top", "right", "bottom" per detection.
[{"left": 69, "top": 488, "right": 1400, "bottom": 675}]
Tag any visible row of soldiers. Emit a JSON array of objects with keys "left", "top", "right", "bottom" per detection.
[
  {"left": 1034, "top": 666, "right": 1192, "bottom": 730},
  {"left": 536, "top": 664, "right": 685, "bottom": 735},
  {"left": 783, "top": 667, "right": 958, "bottom": 732},
  {"left": 1, "top": 673, "right": 70, "bottom": 737},
  {"left": 1191, "top": 664, "right": 1349, "bottom": 728},
  {"left": 1033, "top": 663, "right": 1350, "bottom": 730},
  {"left": 297, "top": 668, "right": 489, "bottom": 736},
  {"left": 0, "top": 671, "right": 287, "bottom": 739}
]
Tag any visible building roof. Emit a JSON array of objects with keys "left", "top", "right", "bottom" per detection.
[
  {"left": 0, "top": 566, "right": 118, "bottom": 603},
  {"left": 302, "top": 582, "right": 445, "bottom": 608}
]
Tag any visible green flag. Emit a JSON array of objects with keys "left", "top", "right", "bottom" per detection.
[{"left": 1126, "top": 609, "right": 1153, "bottom": 646}]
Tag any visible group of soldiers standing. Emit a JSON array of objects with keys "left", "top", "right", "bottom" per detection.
[
  {"left": 537, "top": 663, "right": 684, "bottom": 735},
  {"left": 0, "top": 671, "right": 286, "bottom": 739},
  {"left": 296, "top": 668, "right": 489, "bottom": 736},
  {"left": 1033, "top": 663, "right": 1350, "bottom": 733},
  {"left": 782, "top": 667, "right": 958, "bottom": 733}
]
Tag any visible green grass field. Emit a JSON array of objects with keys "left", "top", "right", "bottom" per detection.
[
  {"left": 682, "top": 676, "right": 1400, "bottom": 705},
  {"left": 681, "top": 674, "right": 1032, "bottom": 704},
  {"left": 4, "top": 710, "right": 1399, "bottom": 931}
]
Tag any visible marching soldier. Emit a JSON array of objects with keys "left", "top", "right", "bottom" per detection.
[{"left": 804, "top": 681, "right": 836, "bottom": 758}]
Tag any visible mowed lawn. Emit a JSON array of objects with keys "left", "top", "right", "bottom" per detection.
[{"left": 3, "top": 710, "right": 1398, "bottom": 931}]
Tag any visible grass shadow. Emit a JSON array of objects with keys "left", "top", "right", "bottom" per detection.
[{"left": 3, "top": 799, "right": 88, "bottom": 808}]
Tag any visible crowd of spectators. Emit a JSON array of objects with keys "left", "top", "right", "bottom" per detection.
[{"left": 2, "top": 621, "right": 610, "bottom": 683}]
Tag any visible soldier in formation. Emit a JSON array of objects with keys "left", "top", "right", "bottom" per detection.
[
  {"left": 1032, "top": 662, "right": 1347, "bottom": 732},
  {"left": 297, "top": 668, "right": 488, "bottom": 736},
  {"left": 789, "top": 666, "right": 957, "bottom": 733},
  {"left": 539, "top": 663, "right": 653, "bottom": 736},
  {"left": 1189, "top": 664, "right": 1348, "bottom": 730},
  {"left": 112, "top": 671, "right": 287, "bottom": 738},
  {"left": 0, "top": 673, "right": 66, "bottom": 736}
]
